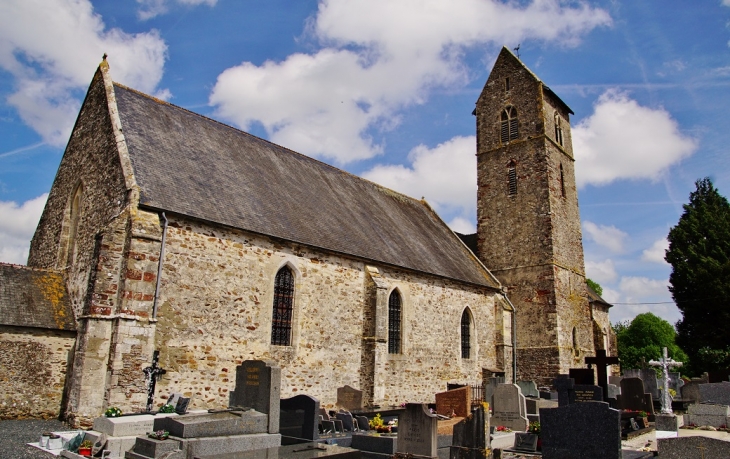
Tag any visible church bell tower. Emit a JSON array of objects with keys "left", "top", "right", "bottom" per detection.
[{"left": 475, "top": 47, "right": 594, "bottom": 384}]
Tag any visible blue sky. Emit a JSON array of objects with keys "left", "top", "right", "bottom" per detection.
[{"left": 1, "top": 0, "right": 729, "bottom": 326}]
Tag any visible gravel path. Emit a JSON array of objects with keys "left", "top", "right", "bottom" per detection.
[{"left": 0, "top": 419, "right": 72, "bottom": 459}]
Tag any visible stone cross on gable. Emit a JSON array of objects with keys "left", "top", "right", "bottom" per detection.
[
  {"left": 584, "top": 349, "right": 619, "bottom": 402},
  {"left": 650, "top": 347, "right": 683, "bottom": 414},
  {"left": 143, "top": 350, "right": 167, "bottom": 412}
]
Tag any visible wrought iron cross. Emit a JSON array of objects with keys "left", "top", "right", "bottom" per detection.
[
  {"left": 143, "top": 350, "right": 167, "bottom": 412},
  {"left": 649, "top": 347, "right": 683, "bottom": 415}
]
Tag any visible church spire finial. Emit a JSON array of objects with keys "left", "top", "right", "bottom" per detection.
[
  {"left": 513, "top": 44, "right": 521, "bottom": 60},
  {"left": 100, "top": 53, "right": 109, "bottom": 71}
]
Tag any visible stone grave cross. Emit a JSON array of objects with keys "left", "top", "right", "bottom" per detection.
[
  {"left": 584, "top": 349, "right": 619, "bottom": 402},
  {"left": 143, "top": 350, "right": 167, "bottom": 412},
  {"left": 649, "top": 346, "right": 683, "bottom": 414}
]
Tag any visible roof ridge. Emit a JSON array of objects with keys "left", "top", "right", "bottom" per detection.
[
  {"left": 0, "top": 262, "right": 63, "bottom": 274},
  {"left": 111, "top": 82, "right": 427, "bottom": 209}
]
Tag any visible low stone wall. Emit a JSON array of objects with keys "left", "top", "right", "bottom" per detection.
[{"left": 0, "top": 325, "right": 76, "bottom": 419}]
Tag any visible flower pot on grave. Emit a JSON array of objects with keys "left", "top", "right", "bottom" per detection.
[{"left": 78, "top": 447, "right": 92, "bottom": 457}]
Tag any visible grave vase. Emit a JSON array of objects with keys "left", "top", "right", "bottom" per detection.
[{"left": 78, "top": 447, "right": 92, "bottom": 457}]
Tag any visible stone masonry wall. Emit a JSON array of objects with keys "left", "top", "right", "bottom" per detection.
[
  {"left": 108, "top": 212, "right": 505, "bottom": 411},
  {"left": 0, "top": 326, "right": 75, "bottom": 419},
  {"left": 28, "top": 67, "right": 130, "bottom": 320}
]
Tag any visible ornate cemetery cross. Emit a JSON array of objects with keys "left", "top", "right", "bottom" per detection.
[
  {"left": 584, "top": 349, "right": 619, "bottom": 402},
  {"left": 143, "top": 350, "right": 167, "bottom": 412},
  {"left": 649, "top": 347, "right": 683, "bottom": 414}
]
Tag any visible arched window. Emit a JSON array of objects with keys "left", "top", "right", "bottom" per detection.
[
  {"left": 271, "top": 266, "right": 295, "bottom": 346},
  {"left": 501, "top": 106, "right": 519, "bottom": 143},
  {"left": 67, "top": 184, "right": 83, "bottom": 267},
  {"left": 560, "top": 164, "right": 566, "bottom": 198},
  {"left": 554, "top": 112, "right": 564, "bottom": 146},
  {"left": 461, "top": 309, "right": 472, "bottom": 359},
  {"left": 508, "top": 160, "right": 517, "bottom": 196},
  {"left": 388, "top": 290, "right": 402, "bottom": 354}
]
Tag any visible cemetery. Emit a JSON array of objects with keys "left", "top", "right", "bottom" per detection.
[{"left": 16, "top": 346, "right": 730, "bottom": 459}]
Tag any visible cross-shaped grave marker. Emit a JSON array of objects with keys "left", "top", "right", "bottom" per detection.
[
  {"left": 649, "top": 346, "right": 683, "bottom": 414},
  {"left": 584, "top": 349, "right": 619, "bottom": 403},
  {"left": 143, "top": 350, "right": 167, "bottom": 412}
]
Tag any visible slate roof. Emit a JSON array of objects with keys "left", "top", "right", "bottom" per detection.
[
  {"left": 112, "top": 83, "right": 499, "bottom": 289},
  {"left": 0, "top": 263, "right": 75, "bottom": 330},
  {"left": 587, "top": 284, "right": 613, "bottom": 309}
]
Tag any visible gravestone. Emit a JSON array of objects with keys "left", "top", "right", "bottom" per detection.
[
  {"left": 336, "top": 385, "right": 364, "bottom": 412},
  {"left": 194, "top": 442, "right": 362, "bottom": 459},
  {"left": 585, "top": 349, "right": 620, "bottom": 403},
  {"left": 540, "top": 401, "right": 621, "bottom": 459},
  {"left": 650, "top": 347, "right": 683, "bottom": 414},
  {"left": 491, "top": 384, "right": 528, "bottom": 432},
  {"left": 435, "top": 386, "right": 471, "bottom": 417},
  {"left": 699, "top": 381, "right": 730, "bottom": 405},
  {"left": 143, "top": 350, "right": 167, "bottom": 412},
  {"left": 516, "top": 381, "right": 539, "bottom": 398},
  {"left": 569, "top": 368, "right": 595, "bottom": 385},
  {"left": 396, "top": 403, "right": 438, "bottom": 458},
  {"left": 553, "top": 375, "right": 575, "bottom": 407},
  {"left": 609, "top": 376, "right": 623, "bottom": 386},
  {"left": 685, "top": 403, "right": 730, "bottom": 427},
  {"left": 229, "top": 360, "right": 281, "bottom": 433},
  {"left": 572, "top": 385, "right": 603, "bottom": 403},
  {"left": 355, "top": 415, "right": 370, "bottom": 432},
  {"left": 279, "top": 394, "right": 320, "bottom": 441},
  {"left": 618, "top": 378, "right": 654, "bottom": 414},
  {"left": 681, "top": 376, "right": 708, "bottom": 402},
  {"left": 482, "top": 376, "right": 505, "bottom": 408},
  {"left": 449, "top": 403, "right": 490, "bottom": 459},
  {"left": 640, "top": 368, "right": 660, "bottom": 401},
  {"left": 707, "top": 369, "right": 730, "bottom": 383},
  {"left": 623, "top": 369, "right": 641, "bottom": 379},
  {"left": 658, "top": 435, "right": 730, "bottom": 459},
  {"left": 167, "top": 392, "right": 191, "bottom": 414},
  {"left": 335, "top": 411, "right": 355, "bottom": 432},
  {"left": 510, "top": 433, "right": 539, "bottom": 453}
]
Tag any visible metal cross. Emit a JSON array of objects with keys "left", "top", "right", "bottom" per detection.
[
  {"left": 649, "top": 347, "right": 683, "bottom": 414},
  {"left": 143, "top": 350, "right": 167, "bottom": 412},
  {"left": 514, "top": 44, "right": 521, "bottom": 59}
]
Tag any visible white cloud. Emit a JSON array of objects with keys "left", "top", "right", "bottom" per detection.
[
  {"left": 362, "top": 135, "right": 476, "bottom": 216},
  {"left": 585, "top": 259, "right": 618, "bottom": 284},
  {"left": 210, "top": 0, "right": 611, "bottom": 164},
  {"left": 619, "top": 276, "right": 669, "bottom": 299},
  {"left": 573, "top": 90, "right": 697, "bottom": 188},
  {"left": 0, "top": 194, "right": 48, "bottom": 265},
  {"left": 448, "top": 217, "right": 476, "bottom": 235},
  {"left": 0, "top": 0, "right": 168, "bottom": 145},
  {"left": 137, "top": 0, "right": 217, "bottom": 21},
  {"left": 641, "top": 237, "right": 669, "bottom": 264},
  {"left": 724, "top": 0, "right": 730, "bottom": 7},
  {"left": 583, "top": 221, "right": 627, "bottom": 253}
]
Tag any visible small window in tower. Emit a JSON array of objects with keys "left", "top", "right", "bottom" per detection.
[
  {"left": 508, "top": 162, "right": 517, "bottom": 196},
  {"left": 388, "top": 289, "right": 402, "bottom": 354},
  {"left": 554, "top": 112, "right": 564, "bottom": 147},
  {"left": 505, "top": 77, "right": 510, "bottom": 91},
  {"left": 501, "top": 106, "right": 519, "bottom": 143},
  {"left": 560, "top": 164, "right": 566, "bottom": 198}
]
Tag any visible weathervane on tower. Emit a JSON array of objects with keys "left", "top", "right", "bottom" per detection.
[{"left": 513, "top": 44, "right": 521, "bottom": 59}]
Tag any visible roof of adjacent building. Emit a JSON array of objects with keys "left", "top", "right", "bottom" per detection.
[
  {"left": 0, "top": 263, "right": 76, "bottom": 330},
  {"left": 587, "top": 284, "right": 613, "bottom": 309},
  {"left": 112, "top": 83, "right": 500, "bottom": 289}
]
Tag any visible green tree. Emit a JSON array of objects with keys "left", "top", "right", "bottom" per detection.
[
  {"left": 586, "top": 278, "right": 603, "bottom": 296},
  {"left": 613, "top": 313, "right": 688, "bottom": 371},
  {"left": 666, "top": 177, "right": 730, "bottom": 374}
]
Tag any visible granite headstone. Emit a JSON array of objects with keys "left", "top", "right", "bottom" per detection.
[
  {"left": 449, "top": 403, "right": 490, "bottom": 459},
  {"left": 336, "top": 385, "right": 364, "bottom": 412},
  {"left": 491, "top": 384, "right": 528, "bottom": 432},
  {"left": 435, "top": 387, "right": 471, "bottom": 417},
  {"left": 396, "top": 403, "right": 438, "bottom": 458},
  {"left": 229, "top": 360, "right": 281, "bottom": 434},
  {"left": 279, "top": 394, "right": 320, "bottom": 441},
  {"left": 540, "top": 401, "right": 621, "bottom": 459},
  {"left": 699, "top": 381, "right": 730, "bottom": 405}
]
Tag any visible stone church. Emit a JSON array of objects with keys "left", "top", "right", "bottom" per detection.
[{"left": 0, "top": 47, "right": 613, "bottom": 425}]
